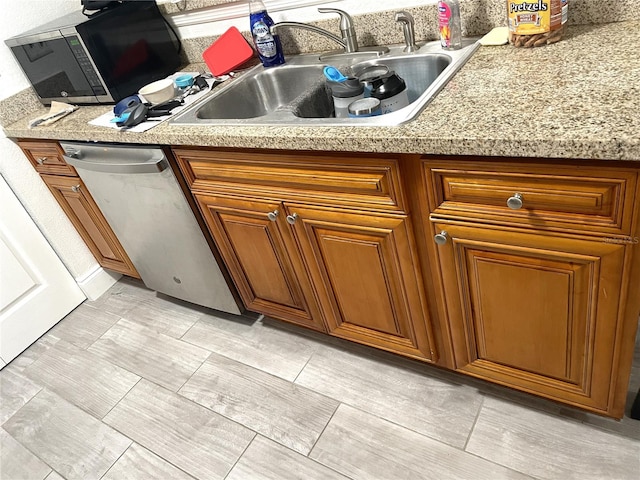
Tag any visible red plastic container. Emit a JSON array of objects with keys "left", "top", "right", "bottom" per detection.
[{"left": 202, "top": 26, "right": 255, "bottom": 76}]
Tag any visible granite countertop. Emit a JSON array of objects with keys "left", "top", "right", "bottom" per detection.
[{"left": 4, "top": 21, "right": 640, "bottom": 162}]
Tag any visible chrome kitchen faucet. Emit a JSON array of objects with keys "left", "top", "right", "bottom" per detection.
[{"left": 270, "top": 8, "right": 388, "bottom": 58}]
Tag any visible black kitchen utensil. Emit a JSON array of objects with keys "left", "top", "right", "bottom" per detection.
[
  {"left": 149, "top": 99, "right": 182, "bottom": 112},
  {"left": 194, "top": 75, "right": 209, "bottom": 91}
]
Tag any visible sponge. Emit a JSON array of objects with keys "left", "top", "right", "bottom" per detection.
[{"left": 480, "top": 27, "right": 509, "bottom": 46}]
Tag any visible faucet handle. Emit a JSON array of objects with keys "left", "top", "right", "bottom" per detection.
[
  {"left": 395, "top": 10, "right": 419, "bottom": 53},
  {"left": 318, "top": 7, "right": 358, "bottom": 52},
  {"left": 318, "top": 7, "right": 355, "bottom": 30}
]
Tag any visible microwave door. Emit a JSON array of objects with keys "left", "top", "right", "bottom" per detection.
[
  {"left": 78, "top": 1, "right": 180, "bottom": 102},
  {"left": 10, "top": 35, "right": 96, "bottom": 104}
]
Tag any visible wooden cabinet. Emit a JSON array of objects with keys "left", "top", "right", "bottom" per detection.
[
  {"left": 423, "top": 158, "right": 640, "bottom": 417},
  {"left": 289, "top": 205, "right": 435, "bottom": 360},
  {"left": 175, "top": 147, "right": 436, "bottom": 361},
  {"left": 426, "top": 160, "right": 637, "bottom": 235},
  {"left": 40, "top": 175, "right": 139, "bottom": 278},
  {"left": 14, "top": 135, "right": 640, "bottom": 416},
  {"left": 177, "top": 148, "right": 640, "bottom": 412},
  {"left": 19, "top": 140, "right": 139, "bottom": 278},
  {"left": 196, "top": 194, "right": 324, "bottom": 331},
  {"left": 433, "top": 222, "right": 626, "bottom": 412}
]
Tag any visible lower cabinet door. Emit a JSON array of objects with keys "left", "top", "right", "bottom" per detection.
[
  {"left": 432, "top": 222, "right": 626, "bottom": 414},
  {"left": 41, "top": 175, "right": 139, "bottom": 278},
  {"left": 289, "top": 204, "right": 436, "bottom": 361},
  {"left": 195, "top": 194, "right": 325, "bottom": 331}
]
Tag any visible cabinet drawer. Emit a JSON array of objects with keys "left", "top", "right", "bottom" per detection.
[
  {"left": 425, "top": 160, "right": 638, "bottom": 235},
  {"left": 19, "top": 140, "right": 76, "bottom": 176},
  {"left": 173, "top": 147, "right": 406, "bottom": 212}
]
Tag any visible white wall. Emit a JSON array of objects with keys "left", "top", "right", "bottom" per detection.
[{"left": 0, "top": 0, "right": 105, "bottom": 286}]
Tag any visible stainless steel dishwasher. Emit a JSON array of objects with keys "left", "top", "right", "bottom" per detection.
[{"left": 61, "top": 141, "right": 242, "bottom": 315}]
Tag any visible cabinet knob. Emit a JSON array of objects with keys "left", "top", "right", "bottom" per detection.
[
  {"left": 507, "top": 193, "right": 523, "bottom": 210},
  {"left": 434, "top": 230, "right": 448, "bottom": 245},
  {"left": 71, "top": 184, "right": 81, "bottom": 193},
  {"left": 286, "top": 213, "right": 299, "bottom": 225},
  {"left": 36, "top": 157, "right": 47, "bottom": 165},
  {"left": 267, "top": 209, "right": 279, "bottom": 221}
]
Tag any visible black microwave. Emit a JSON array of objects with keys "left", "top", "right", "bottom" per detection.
[{"left": 5, "top": 1, "right": 182, "bottom": 105}]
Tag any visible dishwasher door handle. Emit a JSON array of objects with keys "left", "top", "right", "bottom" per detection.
[{"left": 64, "top": 151, "right": 169, "bottom": 174}]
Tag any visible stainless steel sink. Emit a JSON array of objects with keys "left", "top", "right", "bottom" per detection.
[
  {"left": 170, "top": 39, "right": 479, "bottom": 127},
  {"left": 195, "top": 65, "right": 327, "bottom": 120}
]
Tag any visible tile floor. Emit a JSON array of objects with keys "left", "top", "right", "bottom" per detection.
[{"left": 1, "top": 277, "right": 639, "bottom": 480}]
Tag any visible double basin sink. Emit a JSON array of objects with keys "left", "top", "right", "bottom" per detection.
[{"left": 170, "top": 39, "right": 479, "bottom": 127}]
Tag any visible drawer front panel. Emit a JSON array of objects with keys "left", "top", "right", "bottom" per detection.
[
  {"left": 19, "top": 140, "right": 76, "bottom": 176},
  {"left": 426, "top": 160, "right": 637, "bottom": 235},
  {"left": 173, "top": 148, "right": 406, "bottom": 212}
]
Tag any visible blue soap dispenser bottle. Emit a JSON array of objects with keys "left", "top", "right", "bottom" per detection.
[{"left": 249, "top": 0, "right": 285, "bottom": 67}]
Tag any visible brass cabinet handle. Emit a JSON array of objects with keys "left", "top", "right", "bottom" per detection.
[
  {"left": 286, "top": 213, "right": 298, "bottom": 225},
  {"left": 507, "top": 193, "right": 523, "bottom": 210},
  {"left": 434, "top": 230, "right": 448, "bottom": 245},
  {"left": 267, "top": 209, "right": 279, "bottom": 221},
  {"left": 36, "top": 157, "right": 47, "bottom": 165},
  {"left": 71, "top": 184, "right": 81, "bottom": 193}
]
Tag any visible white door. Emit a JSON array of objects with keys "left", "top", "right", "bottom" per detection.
[{"left": 0, "top": 175, "right": 85, "bottom": 365}]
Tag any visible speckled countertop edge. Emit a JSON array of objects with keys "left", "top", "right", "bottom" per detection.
[{"left": 4, "top": 21, "right": 640, "bottom": 162}]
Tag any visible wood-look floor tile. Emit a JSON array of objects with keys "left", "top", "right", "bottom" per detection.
[
  {"left": 7, "top": 335, "right": 60, "bottom": 374},
  {"left": 0, "top": 367, "right": 41, "bottom": 425},
  {"left": 23, "top": 340, "right": 139, "bottom": 418},
  {"left": 180, "top": 352, "right": 338, "bottom": 455},
  {"left": 310, "top": 404, "right": 530, "bottom": 480},
  {"left": 123, "top": 297, "right": 202, "bottom": 338},
  {"left": 569, "top": 323, "right": 638, "bottom": 437},
  {"left": 182, "top": 316, "right": 319, "bottom": 381},
  {"left": 44, "top": 472, "right": 65, "bottom": 480},
  {"left": 102, "top": 443, "right": 194, "bottom": 480},
  {"left": 558, "top": 390, "right": 640, "bottom": 440},
  {"left": 88, "top": 318, "right": 210, "bottom": 391},
  {"left": 295, "top": 345, "right": 483, "bottom": 447},
  {"left": 0, "top": 428, "right": 52, "bottom": 480},
  {"left": 3, "top": 389, "right": 131, "bottom": 480},
  {"left": 466, "top": 396, "right": 640, "bottom": 480},
  {"left": 226, "top": 435, "right": 349, "bottom": 480},
  {"left": 48, "top": 303, "right": 121, "bottom": 349},
  {"left": 103, "top": 379, "right": 254, "bottom": 480},
  {"left": 85, "top": 278, "right": 153, "bottom": 317}
]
